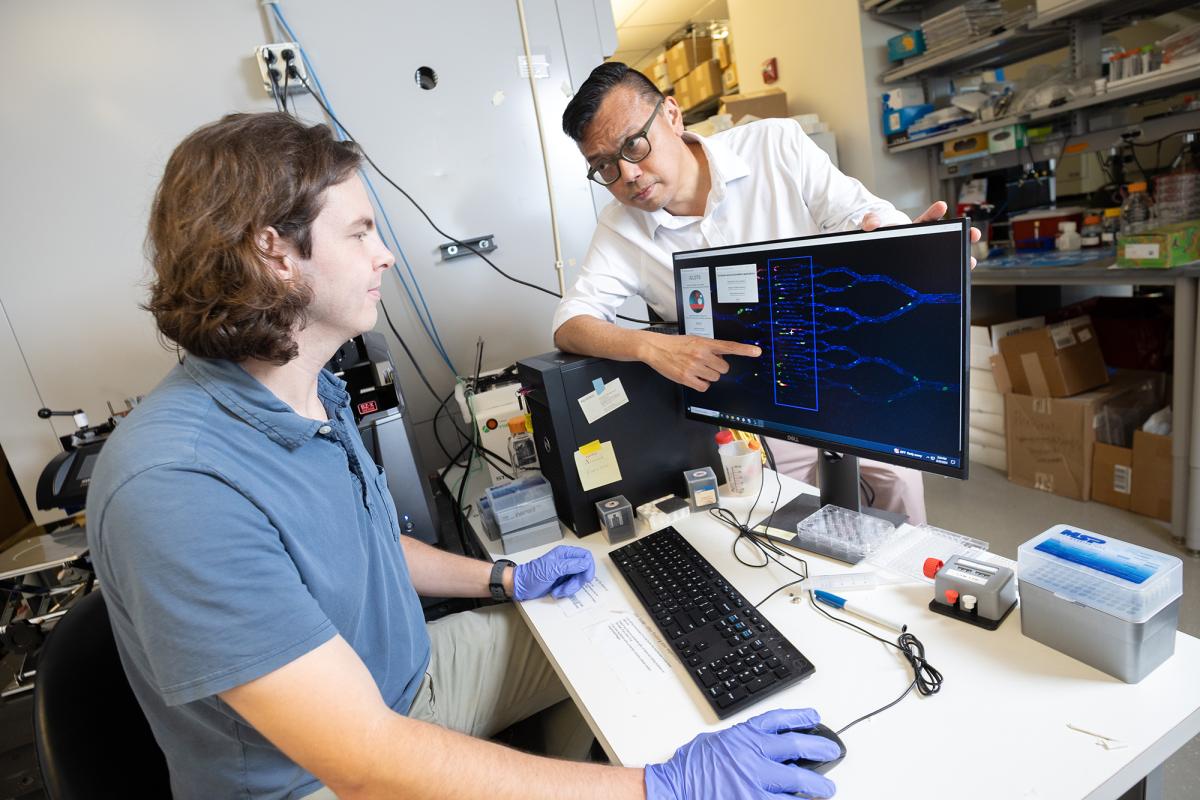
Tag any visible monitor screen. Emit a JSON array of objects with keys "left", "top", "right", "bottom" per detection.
[{"left": 673, "top": 219, "right": 970, "bottom": 479}]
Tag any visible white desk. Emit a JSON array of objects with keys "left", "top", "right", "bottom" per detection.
[{"left": 454, "top": 467, "right": 1200, "bottom": 799}]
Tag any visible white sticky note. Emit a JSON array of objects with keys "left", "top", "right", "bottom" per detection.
[
  {"left": 715, "top": 264, "right": 759, "bottom": 303},
  {"left": 573, "top": 441, "right": 622, "bottom": 492},
  {"left": 577, "top": 378, "right": 630, "bottom": 424}
]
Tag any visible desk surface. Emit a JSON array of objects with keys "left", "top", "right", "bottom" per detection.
[{"left": 459, "top": 468, "right": 1200, "bottom": 800}]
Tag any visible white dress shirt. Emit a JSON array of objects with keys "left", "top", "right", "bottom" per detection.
[{"left": 552, "top": 118, "right": 910, "bottom": 332}]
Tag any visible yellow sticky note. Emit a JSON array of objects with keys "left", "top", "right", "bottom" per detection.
[{"left": 574, "top": 441, "right": 622, "bottom": 492}]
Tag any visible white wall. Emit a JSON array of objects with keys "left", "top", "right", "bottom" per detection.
[
  {"left": 727, "top": 0, "right": 930, "bottom": 216},
  {"left": 0, "top": 0, "right": 616, "bottom": 521}
]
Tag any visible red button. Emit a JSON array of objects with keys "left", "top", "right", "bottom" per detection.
[
  {"left": 923, "top": 558, "right": 944, "bottom": 579},
  {"left": 945, "top": 589, "right": 960, "bottom": 605}
]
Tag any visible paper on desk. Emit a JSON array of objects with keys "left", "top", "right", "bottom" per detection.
[
  {"left": 557, "top": 560, "right": 615, "bottom": 618},
  {"left": 577, "top": 378, "right": 630, "bottom": 424},
  {"left": 574, "top": 440, "right": 622, "bottom": 492},
  {"left": 585, "top": 613, "right": 673, "bottom": 693}
]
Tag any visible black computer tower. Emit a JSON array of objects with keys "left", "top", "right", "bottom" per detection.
[
  {"left": 328, "top": 332, "right": 440, "bottom": 545},
  {"left": 518, "top": 352, "right": 725, "bottom": 536}
]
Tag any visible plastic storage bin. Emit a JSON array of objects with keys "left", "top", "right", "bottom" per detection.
[
  {"left": 1018, "top": 524, "right": 1182, "bottom": 682},
  {"left": 484, "top": 475, "right": 556, "bottom": 534}
]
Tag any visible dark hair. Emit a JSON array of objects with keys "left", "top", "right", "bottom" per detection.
[
  {"left": 144, "top": 112, "right": 362, "bottom": 365},
  {"left": 562, "top": 62, "right": 663, "bottom": 142}
]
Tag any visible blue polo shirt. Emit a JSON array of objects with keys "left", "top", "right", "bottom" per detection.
[{"left": 86, "top": 356, "right": 431, "bottom": 800}]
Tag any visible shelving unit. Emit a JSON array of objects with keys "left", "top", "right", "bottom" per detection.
[{"left": 867, "top": 0, "right": 1200, "bottom": 551}]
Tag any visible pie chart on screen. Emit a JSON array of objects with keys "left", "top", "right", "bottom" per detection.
[{"left": 689, "top": 290, "right": 705, "bottom": 313}]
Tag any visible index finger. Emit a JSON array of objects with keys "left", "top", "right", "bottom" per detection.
[
  {"left": 744, "top": 707, "right": 821, "bottom": 734},
  {"left": 711, "top": 339, "right": 762, "bottom": 358}
]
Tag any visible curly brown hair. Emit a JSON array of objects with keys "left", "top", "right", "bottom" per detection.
[{"left": 145, "top": 112, "right": 362, "bottom": 364}]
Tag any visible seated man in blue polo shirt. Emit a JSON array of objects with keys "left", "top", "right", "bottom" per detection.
[{"left": 87, "top": 112, "right": 841, "bottom": 800}]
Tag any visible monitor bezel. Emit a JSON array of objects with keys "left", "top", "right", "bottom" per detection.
[{"left": 671, "top": 217, "right": 971, "bottom": 481}]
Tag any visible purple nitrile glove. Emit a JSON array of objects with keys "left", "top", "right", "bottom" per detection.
[
  {"left": 645, "top": 708, "right": 839, "bottom": 800},
  {"left": 512, "top": 545, "right": 596, "bottom": 601}
]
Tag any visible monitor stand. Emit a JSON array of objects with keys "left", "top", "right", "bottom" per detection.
[{"left": 775, "top": 450, "right": 907, "bottom": 528}]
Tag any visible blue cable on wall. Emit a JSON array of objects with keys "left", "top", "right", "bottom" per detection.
[{"left": 268, "top": 1, "right": 457, "bottom": 375}]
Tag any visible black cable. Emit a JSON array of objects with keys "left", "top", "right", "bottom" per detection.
[
  {"left": 859, "top": 476, "right": 876, "bottom": 507},
  {"left": 806, "top": 592, "right": 942, "bottom": 736},
  {"left": 432, "top": 388, "right": 469, "bottom": 468},
  {"left": 453, "top": 340, "right": 485, "bottom": 532},
  {"left": 378, "top": 300, "right": 441, "bottom": 404},
  {"left": 267, "top": 71, "right": 284, "bottom": 112},
  {"left": 281, "top": 66, "right": 291, "bottom": 114},
  {"left": 293, "top": 72, "right": 653, "bottom": 326}
]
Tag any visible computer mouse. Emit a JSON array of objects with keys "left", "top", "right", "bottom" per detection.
[{"left": 784, "top": 723, "right": 846, "bottom": 775}]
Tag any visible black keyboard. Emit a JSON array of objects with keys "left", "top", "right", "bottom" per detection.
[{"left": 609, "top": 527, "right": 815, "bottom": 719}]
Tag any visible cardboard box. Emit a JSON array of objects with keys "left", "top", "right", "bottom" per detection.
[
  {"left": 972, "top": 443, "right": 1008, "bottom": 471},
  {"left": 988, "top": 123, "right": 1026, "bottom": 153},
  {"left": 943, "top": 133, "right": 989, "bottom": 162},
  {"left": 674, "top": 74, "right": 693, "bottom": 112},
  {"left": 1007, "top": 371, "right": 1162, "bottom": 501},
  {"left": 722, "top": 63, "right": 738, "bottom": 92},
  {"left": 998, "top": 316, "right": 1108, "bottom": 397},
  {"left": 685, "top": 60, "right": 723, "bottom": 109},
  {"left": 666, "top": 36, "right": 713, "bottom": 83},
  {"left": 720, "top": 88, "right": 788, "bottom": 123},
  {"left": 1092, "top": 442, "right": 1133, "bottom": 510},
  {"left": 1117, "top": 222, "right": 1200, "bottom": 268},
  {"left": 714, "top": 38, "right": 732, "bottom": 69},
  {"left": 1131, "top": 430, "right": 1172, "bottom": 520},
  {"left": 973, "top": 410, "right": 1005, "bottom": 436}
]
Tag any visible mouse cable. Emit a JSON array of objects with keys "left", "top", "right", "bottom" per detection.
[
  {"left": 292, "top": 73, "right": 653, "bottom": 326},
  {"left": 807, "top": 591, "right": 943, "bottom": 736}
]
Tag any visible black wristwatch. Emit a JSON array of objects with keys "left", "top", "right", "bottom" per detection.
[{"left": 489, "top": 559, "right": 515, "bottom": 602}]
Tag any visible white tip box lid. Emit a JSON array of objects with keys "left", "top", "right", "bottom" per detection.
[{"left": 1017, "top": 524, "right": 1183, "bottom": 623}]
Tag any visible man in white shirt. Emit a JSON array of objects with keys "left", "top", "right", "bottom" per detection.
[{"left": 552, "top": 63, "right": 978, "bottom": 524}]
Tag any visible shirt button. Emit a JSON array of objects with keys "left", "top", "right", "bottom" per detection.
[{"left": 318, "top": 425, "right": 332, "bottom": 435}]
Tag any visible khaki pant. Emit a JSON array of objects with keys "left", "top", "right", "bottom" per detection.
[{"left": 306, "top": 604, "right": 593, "bottom": 798}]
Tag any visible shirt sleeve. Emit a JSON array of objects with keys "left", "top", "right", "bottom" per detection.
[
  {"left": 94, "top": 465, "right": 337, "bottom": 706},
  {"left": 550, "top": 225, "right": 644, "bottom": 335},
  {"left": 781, "top": 119, "right": 910, "bottom": 232}
]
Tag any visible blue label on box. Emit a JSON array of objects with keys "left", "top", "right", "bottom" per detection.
[{"left": 1033, "top": 538, "right": 1154, "bottom": 584}]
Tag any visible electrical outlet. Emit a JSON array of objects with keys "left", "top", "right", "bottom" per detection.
[{"left": 254, "top": 42, "right": 309, "bottom": 97}]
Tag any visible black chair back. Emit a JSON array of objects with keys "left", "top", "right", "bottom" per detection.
[{"left": 33, "top": 590, "right": 172, "bottom": 798}]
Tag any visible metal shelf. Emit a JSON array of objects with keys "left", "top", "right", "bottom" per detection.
[
  {"left": 973, "top": 260, "right": 1200, "bottom": 286},
  {"left": 936, "top": 108, "right": 1200, "bottom": 181},
  {"left": 887, "top": 115, "right": 1023, "bottom": 153},
  {"left": 1027, "top": 0, "right": 1198, "bottom": 30},
  {"left": 883, "top": 25, "right": 1064, "bottom": 84},
  {"left": 1027, "top": 63, "right": 1200, "bottom": 121}
]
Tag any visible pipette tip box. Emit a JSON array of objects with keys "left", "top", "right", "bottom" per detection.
[{"left": 1018, "top": 524, "right": 1182, "bottom": 683}]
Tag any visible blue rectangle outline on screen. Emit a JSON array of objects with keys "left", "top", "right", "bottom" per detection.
[{"left": 767, "top": 255, "right": 819, "bottom": 413}]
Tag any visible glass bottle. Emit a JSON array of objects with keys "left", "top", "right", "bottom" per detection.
[{"left": 1120, "top": 182, "right": 1155, "bottom": 236}]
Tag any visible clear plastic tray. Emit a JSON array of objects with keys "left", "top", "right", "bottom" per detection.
[
  {"left": 793, "top": 505, "right": 899, "bottom": 565},
  {"left": 865, "top": 524, "right": 989, "bottom": 583},
  {"left": 1018, "top": 524, "right": 1182, "bottom": 623}
]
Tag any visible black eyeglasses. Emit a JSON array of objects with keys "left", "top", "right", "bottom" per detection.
[{"left": 586, "top": 98, "right": 664, "bottom": 186}]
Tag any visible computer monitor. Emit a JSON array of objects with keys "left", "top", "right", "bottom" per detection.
[{"left": 672, "top": 219, "right": 970, "bottom": 519}]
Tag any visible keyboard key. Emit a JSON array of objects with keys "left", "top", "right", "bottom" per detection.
[{"left": 774, "top": 666, "right": 791, "bottom": 679}]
